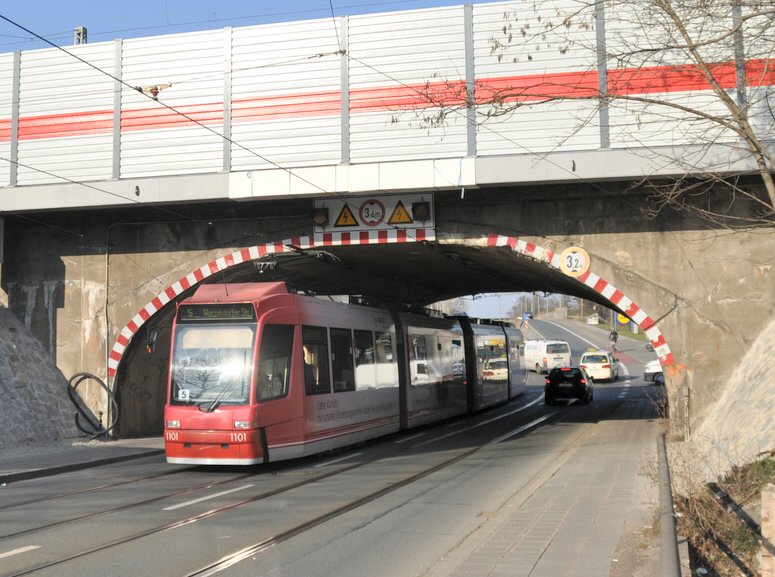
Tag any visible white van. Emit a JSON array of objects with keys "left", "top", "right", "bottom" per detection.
[{"left": 524, "top": 340, "right": 572, "bottom": 373}]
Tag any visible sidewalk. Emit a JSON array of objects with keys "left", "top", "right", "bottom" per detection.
[{"left": 0, "top": 436, "right": 164, "bottom": 484}]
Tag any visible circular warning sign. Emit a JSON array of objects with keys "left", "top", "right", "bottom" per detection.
[
  {"left": 617, "top": 313, "right": 631, "bottom": 325},
  {"left": 359, "top": 199, "right": 385, "bottom": 227},
  {"left": 559, "top": 246, "right": 590, "bottom": 277}
]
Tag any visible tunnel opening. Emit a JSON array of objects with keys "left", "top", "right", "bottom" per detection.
[{"left": 110, "top": 232, "right": 671, "bottom": 439}]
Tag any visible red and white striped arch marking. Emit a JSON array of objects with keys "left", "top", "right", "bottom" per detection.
[
  {"left": 487, "top": 234, "right": 673, "bottom": 366},
  {"left": 106, "top": 229, "right": 673, "bottom": 380},
  {"left": 106, "top": 229, "right": 434, "bottom": 379}
]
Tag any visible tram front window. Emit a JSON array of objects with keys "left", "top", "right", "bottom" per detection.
[{"left": 170, "top": 325, "right": 255, "bottom": 408}]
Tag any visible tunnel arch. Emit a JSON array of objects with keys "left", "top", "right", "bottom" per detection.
[{"left": 108, "top": 230, "right": 673, "bottom": 384}]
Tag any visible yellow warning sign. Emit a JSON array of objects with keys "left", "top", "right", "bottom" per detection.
[
  {"left": 387, "top": 201, "right": 413, "bottom": 225},
  {"left": 334, "top": 205, "right": 358, "bottom": 227}
]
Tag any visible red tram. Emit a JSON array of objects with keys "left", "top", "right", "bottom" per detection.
[{"left": 164, "top": 282, "right": 526, "bottom": 465}]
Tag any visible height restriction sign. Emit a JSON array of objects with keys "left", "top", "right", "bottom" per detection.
[
  {"left": 314, "top": 194, "right": 434, "bottom": 233},
  {"left": 559, "top": 246, "right": 590, "bottom": 277}
]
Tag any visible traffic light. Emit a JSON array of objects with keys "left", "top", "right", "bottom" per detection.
[
  {"left": 311, "top": 207, "right": 329, "bottom": 227},
  {"left": 412, "top": 201, "right": 431, "bottom": 222}
]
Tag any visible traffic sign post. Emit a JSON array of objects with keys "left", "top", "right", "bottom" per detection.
[{"left": 313, "top": 194, "right": 434, "bottom": 233}]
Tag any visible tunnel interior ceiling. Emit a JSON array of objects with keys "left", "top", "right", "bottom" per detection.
[{"left": 214, "top": 242, "right": 610, "bottom": 311}]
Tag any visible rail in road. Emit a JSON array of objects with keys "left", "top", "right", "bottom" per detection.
[{"left": 0, "top": 320, "right": 664, "bottom": 577}]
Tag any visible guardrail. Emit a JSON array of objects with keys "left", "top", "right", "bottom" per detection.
[{"left": 658, "top": 431, "right": 682, "bottom": 577}]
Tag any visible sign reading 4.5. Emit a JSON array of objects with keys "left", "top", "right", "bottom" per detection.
[{"left": 559, "top": 246, "right": 590, "bottom": 277}]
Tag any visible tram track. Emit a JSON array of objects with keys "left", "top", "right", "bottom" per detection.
[
  {"left": 186, "top": 385, "right": 647, "bottom": 577},
  {"left": 0, "top": 466, "right": 193, "bottom": 513},
  {"left": 1, "top": 393, "right": 556, "bottom": 577}
]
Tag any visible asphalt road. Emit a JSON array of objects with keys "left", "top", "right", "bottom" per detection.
[{"left": 0, "top": 319, "right": 663, "bottom": 577}]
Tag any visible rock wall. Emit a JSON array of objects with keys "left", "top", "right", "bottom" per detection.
[
  {"left": 0, "top": 308, "right": 78, "bottom": 449},
  {"left": 669, "top": 316, "right": 775, "bottom": 494}
]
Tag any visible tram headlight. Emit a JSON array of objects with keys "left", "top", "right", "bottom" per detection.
[
  {"left": 234, "top": 420, "right": 251, "bottom": 429},
  {"left": 166, "top": 420, "right": 180, "bottom": 429}
]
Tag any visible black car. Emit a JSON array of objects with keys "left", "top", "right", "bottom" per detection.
[{"left": 544, "top": 367, "right": 594, "bottom": 405}]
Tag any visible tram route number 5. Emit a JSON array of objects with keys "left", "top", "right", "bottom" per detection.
[{"left": 559, "top": 246, "right": 590, "bottom": 278}]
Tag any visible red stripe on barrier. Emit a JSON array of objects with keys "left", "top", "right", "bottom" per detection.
[
  {"left": 208, "top": 261, "right": 219, "bottom": 275},
  {"left": 151, "top": 297, "right": 164, "bottom": 311},
  {"left": 5, "top": 59, "right": 772, "bottom": 143},
  {"left": 609, "top": 290, "right": 624, "bottom": 305},
  {"left": 593, "top": 278, "right": 608, "bottom": 293},
  {"left": 116, "top": 334, "right": 130, "bottom": 347}
]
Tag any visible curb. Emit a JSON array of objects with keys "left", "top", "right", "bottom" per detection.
[{"left": 0, "top": 449, "right": 164, "bottom": 484}]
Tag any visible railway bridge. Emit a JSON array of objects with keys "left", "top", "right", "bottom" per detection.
[{"left": 0, "top": 1, "right": 773, "bottom": 446}]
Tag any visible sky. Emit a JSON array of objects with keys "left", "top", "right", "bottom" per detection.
[{"left": 0, "top": 0, "right": 488, "bottom": 54}]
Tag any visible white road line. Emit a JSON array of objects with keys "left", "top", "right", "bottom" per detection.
[
  {"left": 395, "top": 433, "right": 426, "bottom": 444},
  {"left": 0, "top": 546, "right": 41, "bottom": 560},
  {"left": 489, "top": 414, "right": 556, "bottom": 444},
  {"left": 312, "top": 452, "right": 363, "bottom": 468},
  {"left": 163, "top": 484, "right": 255, "bottom": 511},
  {"left": 414, "top": 395, "right": 544, "bottom": 448}
]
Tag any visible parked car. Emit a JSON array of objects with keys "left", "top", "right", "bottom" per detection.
[
  {"left": 644, "top": 359, "right": 663, "bottom": 384},
  {"left": 579, "top": 351, "right": 619, "bottom": 382},
  {"left": 524, "top": 340, "right": 572, "bottom": 374},
  {"left": 544, "top": 366, "right": 594, "bottom": 405}
]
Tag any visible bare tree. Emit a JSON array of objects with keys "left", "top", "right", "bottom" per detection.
[{"left": 414, "top": 0, "right": 775, "bottom": 227}]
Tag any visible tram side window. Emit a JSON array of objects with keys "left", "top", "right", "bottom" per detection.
[
  {"left": 375, "top": 331, "right": 395, "bottom": 388},
  {"left": 256, "top": 324, "right": 294, "bottom": 402},
  {"left": 302, "top": 326, "right": 331, "bottom": 395},
  {"left": 330, "top": 327, "right": 355, "bottom": 393},
  {"left": 410, "top": 333, "right": 440, "bottom": 386},
  {"left": 354, "top": 329, "right": 376, "bottom": 390}
]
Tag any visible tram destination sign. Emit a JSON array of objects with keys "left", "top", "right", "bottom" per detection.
[{"left": 178, "top": 303, "right": 256, "bottom": 322}]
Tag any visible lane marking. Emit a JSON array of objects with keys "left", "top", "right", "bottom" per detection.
[
  {"left": 312, "top": 452, "right": 363, "bottom": 468},
  {"left": 414, "top": 394, "right": 544, "bottom": 449},
  {"left": 163, "top": 484, "right": 255, "bottom": 511},
  {"left": 0, "top": 546, "right": 41, "bottom": 560},
  {"left": 395, "top": 433, "right": 425, "bottom": 444},
  {"left": 489, "top": 414, "right": 556, "bottom": 444}
]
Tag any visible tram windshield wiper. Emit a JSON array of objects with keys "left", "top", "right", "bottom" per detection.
[{"left": 201, "top": 376, "right": 238, "bottom": 413}]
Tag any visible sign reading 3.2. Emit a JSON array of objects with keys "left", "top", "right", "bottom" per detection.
[{"left": 559, "top": 246, "right": 590, "bottom": 277}]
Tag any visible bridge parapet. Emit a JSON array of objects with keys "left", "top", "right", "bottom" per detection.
[{"left": 1, "top": 1, "right": 773, "bottom": 211}]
